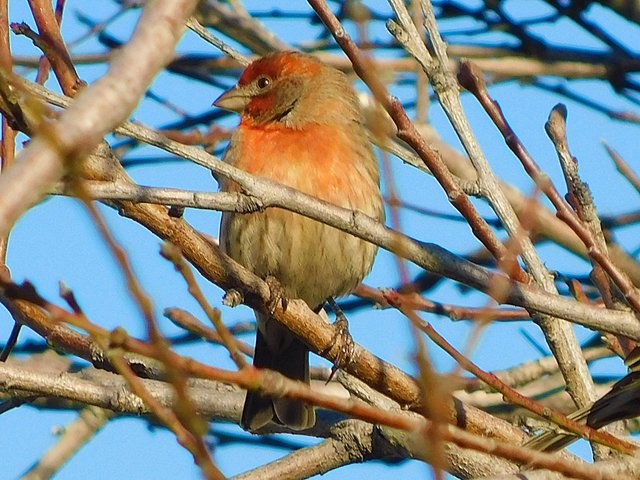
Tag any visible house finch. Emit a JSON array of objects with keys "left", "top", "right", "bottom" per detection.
[{"left": 214, "top": 52, "right": 384, "bottom": 431}]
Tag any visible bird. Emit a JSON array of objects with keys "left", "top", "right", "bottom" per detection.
[
  {"left": 525, "top": 351, "right": 640, "bottom": 451},
  {"left": 213, "top": 51, "right": 384, "bottom": 431}
]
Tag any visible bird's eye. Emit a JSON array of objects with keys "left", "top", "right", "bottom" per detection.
[{"left": 256, "top": 76, "right": 271, "bottom": 89}]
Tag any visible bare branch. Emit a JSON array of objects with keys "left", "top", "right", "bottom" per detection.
[{"left": 0, "top": 0, "right": 200, "bottom": 240}]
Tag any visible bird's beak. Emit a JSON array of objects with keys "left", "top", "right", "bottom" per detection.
[{"left": 213, "top": 86, "right": 250, "bottom": 113}]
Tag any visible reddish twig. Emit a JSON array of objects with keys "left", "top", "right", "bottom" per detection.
[
  {"left": 384, "top": 289, "right": 638, "bottom": 454},
  {"left": 73, "top": 189, "right": 220, "bottom": 477},
  {"left": 1, "top": 271, "right": 224, "bottom": 479},
  {"left": 355, "top": 284, "right": 530, "bottom": 321},
  {"left": 26, "top": 0, "right": 83, "bottom": 95}
]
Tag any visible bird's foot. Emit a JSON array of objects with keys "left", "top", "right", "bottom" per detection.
[
  {"left": 265, "top": 275, "right": 288, "bottom": 315},
  {"left": 326, "top": 297, "right": 355, "bottom": 382}
]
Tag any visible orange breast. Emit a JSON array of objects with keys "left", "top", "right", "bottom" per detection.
[{"left": 230, "top": 122, "right": 376, "bottom": 210}]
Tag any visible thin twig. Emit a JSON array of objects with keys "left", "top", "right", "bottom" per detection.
[
  {"left": 0, "top": 322, "right": 21, "bottom": 361},
  {"left": 164, "top": 307, "right": 254, "bottom": 358},
  {"left": 186, "top": 17, "right": 249, "bottom": 66},
  {"left": 604, "top": 141, "right": 640, "bottom": 195},
  {"left": 161, "top": 243, "right": 248, "bottom": 369}
]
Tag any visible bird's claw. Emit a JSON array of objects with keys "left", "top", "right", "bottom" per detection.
[
  {"left": 223, "top": 289, "right": 244, "bottom": 307},
  {"left": 327, "top": 308, "right": 355, "bottom": 383},
  {"left": 265, "top": 275, "right": 288, "bottom": 315}
]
